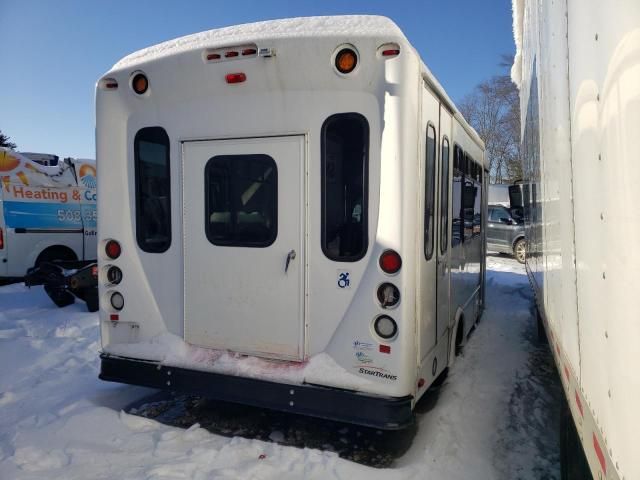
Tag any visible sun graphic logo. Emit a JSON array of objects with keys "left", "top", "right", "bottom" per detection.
[{"left": 79, "top": 164, "right": 97, "bottom": 189}]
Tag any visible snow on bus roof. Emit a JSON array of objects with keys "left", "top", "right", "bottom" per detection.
[
  {"left": 112, "top": 15, "right": 406, "bottom": 71},
  {"left": 109, "top": 15, "right": 486, "bottom": 161}
]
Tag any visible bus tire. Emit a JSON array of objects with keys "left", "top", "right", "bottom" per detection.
[
  {"left": 35, "top": 246, "right": 77, "bottom": 267},
  {"left": 455, "top": 319, "right": 464, "bottom": 356},
  {"left": 560, "top": 396, "right": 592, "bottom": 480}
]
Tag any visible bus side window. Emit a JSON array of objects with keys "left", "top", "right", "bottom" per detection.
[
  {"left": 134, "top": 127, "right": 171, "bottom": 253},
  {"left": 473, "top": 167, "right": 482, "bottom": 237},
  {"left": 424, "top": 124, "right": 437, "bottom": 260},
  {"left": 440, "top": 137, "right": 450, "bottom": 254},
  {"left": 321, "top": 113, "right": 369, "bottom": 262},
  {"left": 451, "top": 145, "right": 463, "bottom": 247},
  {"left": 462, "top": 154, "right": 475, "bottom": 242}
]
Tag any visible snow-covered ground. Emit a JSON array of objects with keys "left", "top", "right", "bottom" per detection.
[{"left": 0, "top": 255, "right": 560, "bottom": 479}]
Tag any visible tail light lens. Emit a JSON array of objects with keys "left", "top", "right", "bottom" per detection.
[
  {"left": 0, "top": 227, "right": 3, "bottom": 249},
  {"left": 225, "top": 73, "right": 246, "bottom": 84},
  {"left": 105, "top": 240, "right": 121, "bottom": 259},
  {"left": 374, "top": 315, "right": 398, "bottom": 339},
  {"left": 377, "top": 283, "right": 400, "bottom": 308},
  {"left": 106, "top": 266, "right": 123, "bottom": 285},
  {"left": 110, "top": 292, "right": 124, "bottom": 311},
  {"left": 379, "top": 250, "right": 401, "bottom": 274}
]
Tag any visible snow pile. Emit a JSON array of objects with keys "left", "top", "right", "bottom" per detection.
[
  {"left": 113, "top": 16, "right": 405, "bottom": 71},
  {"left": 0, "top": 256, "right": 559, "bottom": 479},
  {"left": 511, "top": 0, "right": 525, "bottom": 88}
]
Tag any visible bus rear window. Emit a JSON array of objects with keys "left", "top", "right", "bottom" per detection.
[
  {"left": 134, "top": 127, "right": 171, "bottom": 253},
  {"left": 321, "top": 113, "right": 369, "bottom": 262},
  {"left": 205, "top": 155, "right": 278, "bottom": 247}
]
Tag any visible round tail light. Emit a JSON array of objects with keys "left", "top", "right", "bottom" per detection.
[
  {"left": 379, "top": 250, "right": 401, "bottom": 274},
  {"left": 335, "top": 48, "right": 358, "bottom": 74},
  {"left": 110, "top": 292, "right": 124, "bottom": 311},
  {"left": 377, "top": 283, "right": 400, "bottom": 308},
  {"left": 374, "top": 315, "right": 398, "bottom": 340},
  {"left": 106, "top": 266, "right": 123, "bottom": 285},
  {"left": 105, "top": 240, "right": 121, "bottom": 259}
]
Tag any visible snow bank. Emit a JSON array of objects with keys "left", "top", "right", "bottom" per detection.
[
  {"left": 113, "top": 15, "right": 405, "bottom": 71},
  {"left": 0, "top": 256, "right": 558, "bottom": 479}
]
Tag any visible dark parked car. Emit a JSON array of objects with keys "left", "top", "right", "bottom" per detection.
[{"left": 487, "top": 204, "right": 526, "bottom": 263}]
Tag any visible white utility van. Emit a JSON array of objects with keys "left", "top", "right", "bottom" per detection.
[{"left": 0, "top": 148, "right": 97, "bottom": 278}]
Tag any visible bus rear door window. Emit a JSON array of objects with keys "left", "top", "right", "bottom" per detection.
[{"left": 205, "top": 155, "right": 277, "bottom": 247}]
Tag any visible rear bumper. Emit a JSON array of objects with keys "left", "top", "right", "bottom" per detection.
[{"left": 99, "top": 353, "right": 414, "bottom": 430}]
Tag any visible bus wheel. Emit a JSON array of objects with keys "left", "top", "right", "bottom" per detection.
[
  {"left": 455, "top": 321, "right": 464, "bottom": 356},
  {"left": 560, "top": 397, "right": 592, "bottom": 480},
  {"left": 514, "top": 239, "right": 526, "bottom": 264}
]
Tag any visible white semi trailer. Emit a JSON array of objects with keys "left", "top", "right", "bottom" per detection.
[{"left": 513, "top": 1, "right": 640, "bottom": 478}]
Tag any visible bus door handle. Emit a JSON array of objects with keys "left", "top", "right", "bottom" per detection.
[{"left": 285, "top": 249, "right": 296, "bottom": 273}]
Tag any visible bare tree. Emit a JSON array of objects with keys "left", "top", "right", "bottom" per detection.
[
  {"left": 0, "top": 130, "right": 17, "bottom": 150},
  {"left": 459, "top": 56, "right": 521, "bottom": 183}
]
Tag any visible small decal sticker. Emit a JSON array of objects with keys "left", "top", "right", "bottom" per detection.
[
  {"left": 355, "top": 351, "right": 373, "bottom": 364},
  {"left": 337, "top": 270, "right": 351, "bottom": 289},
  {"left": 352, "top": 340, "right": 374, "bottom": 350}
]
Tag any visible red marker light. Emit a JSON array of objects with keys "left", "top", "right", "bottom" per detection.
[
  {"left": 379, "top": 249, "right": 402, "bottom": 274},
  {"left": 225, "top": 73, "right": 246, "bottom": 84},
  {"left": 382, "top": 49, "right": 400, "bottom": 57},
  {"left": 242, "top": 48, "right": 257, "bottom": 56},
  {"left": 225, "top": 51, "right": 239, "bottom": 58},
  {"left": 379, "top": 344, "right": 391, "bottom": 354},
  {"left": 110, "top": 314, "right": 119, "bottom": 321},
  {"left": 105, "top": 240, "right": 121, "bottom": 259},
  {"left": 105, "top": 82, "right": 118, "bottom": 89},
  {"left": 207, "top": 53, "right": 221, "bottom": 60}
]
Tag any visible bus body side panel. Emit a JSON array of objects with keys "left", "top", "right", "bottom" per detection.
[{"left": 450, "top": 121, "right": 484, "bottom": 339}]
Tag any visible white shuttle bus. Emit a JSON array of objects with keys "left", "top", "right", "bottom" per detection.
[
  {"left": 96, "top": 16, "right": 487, "bottom": 429},
  {"left": 513, "top": 0, "right": 640, "bottom": 478}
]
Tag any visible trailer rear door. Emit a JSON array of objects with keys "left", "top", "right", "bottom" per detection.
[{"left": 182, "top": 136, "right": 305, "bottom": 361}]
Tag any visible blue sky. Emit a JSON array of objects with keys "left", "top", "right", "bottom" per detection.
[{"left": 0, "top": 0, "right": 514, "bottom": 158}]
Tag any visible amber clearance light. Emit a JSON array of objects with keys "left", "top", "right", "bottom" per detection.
[
  {"left": 132, "top": 73, "right": 148, "bottom": 94},
  {"left": 335, "top": 48, "right": 358, "bottom": 74}
]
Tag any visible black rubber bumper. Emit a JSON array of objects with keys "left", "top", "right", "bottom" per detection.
[{"left": 99, "top": 353, "right": 414, "bottom": 430}]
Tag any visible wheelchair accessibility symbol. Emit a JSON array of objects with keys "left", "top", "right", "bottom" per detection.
[{"left": 337, "top": 271, "right": 351, "bottom": 289}]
